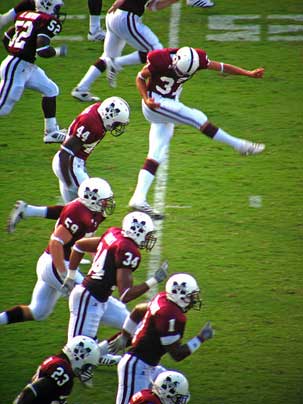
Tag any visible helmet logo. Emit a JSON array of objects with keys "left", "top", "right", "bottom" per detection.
[
  {"left": 161, "top": 376, "right": 179, "bottom": 397},
  {"left": 130, "top": 218, "right": 146, "bottom": 237},
  {"left": 171, "top": 281, "right": 187, "bottom": 296},
  {"left": 83, "top": 187, "right": 99, "bottom": 202},
  {"left": 73, "top": 341, "right": 92, "bottom": 361},
  {"left": 105, "top": 103, "right": 121, "bottom": 120}
]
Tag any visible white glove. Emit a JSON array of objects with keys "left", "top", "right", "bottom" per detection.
[{"left": 54, "top": 44, "right": 68, "bottom": 57}]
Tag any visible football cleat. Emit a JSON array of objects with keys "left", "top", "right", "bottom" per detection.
[
  {"left": 87, "top": 29, "right": 106, "bottom": 41},
  {"left": 7, "top": 200, "right": 27, "bottom": 233},
  {"left": 128, "top": 200, "right": 164, "bottom": 220},
  {"left": 186, "top": 0, "right": 215, "bottom": 7},
  {"left": 71, "top": 87, "right": 100, "bottom": 102},
  {"left": 238, "top": 141, "right": 266, "bottom": 156},
  {"left": 80, "top": 258, "right": 91, "bottom": 265},
  {"left": 105, "top": 58, "right": 122, "bottom": 88},
  {"left": 99, "top": 354, "right": 122, "bottom": 366},
  {"left": 44, "top": 127, "right": 67, "bottom": 144}
]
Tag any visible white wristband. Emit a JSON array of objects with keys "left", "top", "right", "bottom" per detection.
[
  {"left": 145, "top": 277, "right": 158, "bottom": 289},
  {"left": 67, "top": 269, "right": 77, "bottom": 280},
  {"left": 123, "top": 317, "right": 138, "bottom": 336},
  {"left": 187, "top": 336, "right": 201, "bottom": 353}
]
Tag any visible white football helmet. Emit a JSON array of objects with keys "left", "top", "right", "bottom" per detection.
[
  {"left": 152, "top": 371, "right": 190, "bottom": 404},
  {"left": 62, "top": 336, "right": 99, "bottom": 379},
  {"left": 78, "top": 177, "right": 115, "bottom": 216},
  {"left": 98, "top": 97, "right": 130, "bottom": 137},
  {"left": 166, "top": 273, "right": 201, "bottom": 312},
  {"left": 122, "top": 211, "right": 157, "bottom": 251},
  {"left": 172, "top": 47, "right": 199, "bottom": 77},
  {"left": 35, "top": 0, "right": 64, "bottom": 16}
]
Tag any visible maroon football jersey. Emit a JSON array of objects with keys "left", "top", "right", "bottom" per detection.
[
  {"left": 29, "top": 353, "right": 74, "bottom": 403},
  {"left": 130, "top": 389, "right": 162, "bottom": 404},
  {"left": 45, "top": 199, "right": 106, "bottom": 260},
  {"left": 7, "top": 10, "right": 62, "bottom": 63},
  {"left": 14, "top": 0, "right": 35, "bottom": 14},
  {"left": 146, "top": 48, "right": 209, "bottom": 99},
  {"left": 119, "top": 0, "right": 150, "bottom": 16},
  {"left": 83, "top": 227, "right": 141, "bottom": 302},
  {"left": 67, "top": 103, "right": 106, "bottom": 161},
  {"left": 129, "top": 292, "right": 186, "bottom": 365}
]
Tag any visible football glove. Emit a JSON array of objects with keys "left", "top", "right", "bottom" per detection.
[
  {"left": 153, "top": 260, "right": 168, "bottom": 283},
  {"left": 54, "top": 44, "right": 68, "bottom": 57},
  {"left": 60, "top": 277, "right": 75, "bottom": 297},
  {"left": 199, "top": 321, "right": 214, "bottom": 342},
  {"left": 108, "top": 333, "right": 129, "bottom": 354}
]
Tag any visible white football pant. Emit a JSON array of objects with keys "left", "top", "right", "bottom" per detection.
[
  {"left": 116, "top": 353, "right": 166, "bottom": 404},
  {"left": 0, "top": 56, "right": 59, "bottom": 115},
  {"left": 52, "top": 152, "right": 89, "bottom": 203},
  {"left": 68, "top": 284, "right": 130, "bottom": 342},
  {"left": 29, "top": 252, "right": 83, "bottom": 321}
]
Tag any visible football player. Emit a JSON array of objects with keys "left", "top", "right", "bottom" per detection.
[
  {"left": 0, "top": 0, "right": 67, "bottom": 144},
  {"left": 71, "top": 0, "right": 178, "bottom": 101},
  {"left": 52, "top": 96, "right": 130, "bottom": 203},
  {"left": 128, "top": 46, "right": 266, "bottom": 218},
  {"left": 0, "top": 177, "right": 116, "bottom": 328},
  {"left": 109, "top": 273, "right": 214, "bottom": 404},
  {"left": 65, "top": 211, "right": 168, "bottom": 342},
  {"left": 13, "top": 335, "right": 100, "bottom": 403},
  {"left": 130, "top": 370, "right": 190, "bottom": 404}
]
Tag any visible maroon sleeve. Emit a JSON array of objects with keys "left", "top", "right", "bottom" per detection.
[{"left": 196, "top": 48, "right": 209, "bottom": 69}]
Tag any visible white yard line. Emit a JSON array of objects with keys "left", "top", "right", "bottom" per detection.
[{"left": 146, "top": 2, "right": 182, "bottom": 298}]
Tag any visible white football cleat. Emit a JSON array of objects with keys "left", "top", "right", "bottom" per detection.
[
  {"left": 186, "top": 0, "right": 215, "bottom": 7},
  {"left": 87, "top": 29, "right": 106, "bottom": 41},
  {"left": 238, "top": 140, "right": 266, "bottom": 156},
  {"left": 7, "top": 200, "right": 27, "bottom": 233},
  {"left": 105, "top": 58, "right": 122, "bottom": 88},
  {"left": 71, "top": 87, "right": 100, "bottom": 102},
  {"left": 99, "top": 354, "right": 121, "bottom": 366},
  {"left": 128, "top": 200, "right": 164, "bottom": 220},
  {"left": 44, "top": 127, "right": 67, "bottom": 144}
]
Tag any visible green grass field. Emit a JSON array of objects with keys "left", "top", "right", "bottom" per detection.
[{"left": 0, "top": 0, "right": 302, "bottom": 403}]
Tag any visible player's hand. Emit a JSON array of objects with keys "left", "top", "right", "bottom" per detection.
[
  {"left": 108, "top": 333, "right": 129, "bottom": 354},
  {"left": 198, "top": 321, "right": 214, "bottom": 342},
  {"left": 54, "top": 44, "right": 68, "bottom": 57},
  {"left": 249, "top": 67, "right": 264, "bottom": 78},
  {"left": 153, "top": 260, "right": 168, "bottom": 283},
  {"left": 60, "top": 277, "right": 75, "bottom": 297},
  {"left": 145, "top": 97, "right": 161, "bottom": 110},
  {"left": 108, "top": 0, "right": 126, "bottom": 13}
]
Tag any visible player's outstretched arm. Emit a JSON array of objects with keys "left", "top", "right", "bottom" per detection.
[{"left": 208, "top": 60, "right": 265, "bottom": 78}]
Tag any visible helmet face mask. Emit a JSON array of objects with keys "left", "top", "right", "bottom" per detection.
[
  {"left": 152, "top": 371, "right": 190, "bottom": 404},
  {"left": 78, "top": 177, "right": 115, "bottom": 215},
  {"left": 98, "top": 97, "right": 130, "bottom": 137},
  {"left": 165, "top": 273, "right": 202, "bottom": 313},
  {"left": 122, "top": 212, "right": 157, "bottom": 251},
  {"left": 62, "top": 336, "right": 100, "bottom": 381},
  {"left": 172, "top": 47, "right": 199, "bottom": 77}
]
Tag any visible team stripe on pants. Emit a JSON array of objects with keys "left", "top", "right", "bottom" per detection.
[
  {"left": 72, "top": 287, "right": 92, "bottom": 337},
  {"left": 0, "top": 56, "right": 22, "bottom": 110},
  {"left": 119, "top": 354, "right": 139, "bottom": 404},
  {"left": 126, "top": 13, "right": 153, "bottom": 51}
]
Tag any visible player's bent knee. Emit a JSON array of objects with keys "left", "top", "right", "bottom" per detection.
[
  {"left": 30, "top": 306, "right": 52, "bottom": 321},
  {"left": 43, "top": 82, "right": 59, "bottom": 97}
]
